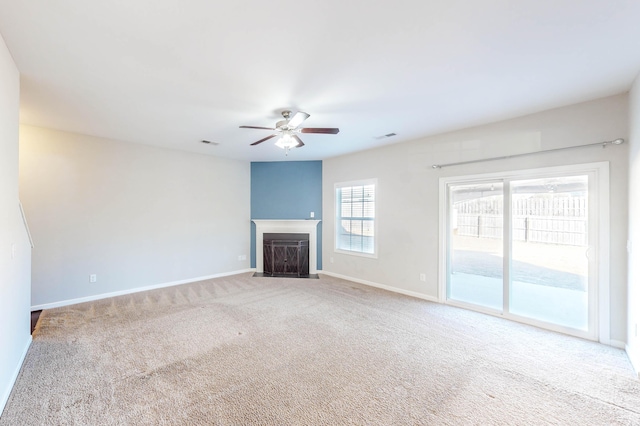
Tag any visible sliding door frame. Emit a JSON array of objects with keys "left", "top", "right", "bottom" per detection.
[{"left": 438, "top": 162, "right": 610, "bottom": 343}]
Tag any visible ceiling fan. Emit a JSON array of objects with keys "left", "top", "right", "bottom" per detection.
[{"left": 240, "top": 110, "right": 339, "bottom": 154}]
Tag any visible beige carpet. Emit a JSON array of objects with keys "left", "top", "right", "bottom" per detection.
[{"left": 2, "top": 273, "right": 639, "bottom": 425}]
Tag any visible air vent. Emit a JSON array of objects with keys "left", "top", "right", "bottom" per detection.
[{"left": 374, "top": 132, "right": 397, "bottom": 140}]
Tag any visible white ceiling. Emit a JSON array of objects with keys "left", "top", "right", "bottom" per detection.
[{"left": 1, "top": 1, "right": 639, "bottom": 162}]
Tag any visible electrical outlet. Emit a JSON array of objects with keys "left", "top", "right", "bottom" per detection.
[
  {"left": 310, "top": 211, "right": 315, "bottom": 218},
  {"left": 90, "top": 274, "right": 97, "bottom": 283},
  {"left": 419, "top": 273, "right": 426, "bottom": 282},
  {"left": 330, "top": 257, "right": 334, "bottom": 263}
]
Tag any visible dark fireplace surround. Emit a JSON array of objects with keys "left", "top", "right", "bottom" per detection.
[{"left": 262, "top": 233, "right": 310, "bottom": 277}]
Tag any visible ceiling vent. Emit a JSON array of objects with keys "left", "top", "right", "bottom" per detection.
[{"left": 374, "top": 132, "right": 397, "bottom": 140}]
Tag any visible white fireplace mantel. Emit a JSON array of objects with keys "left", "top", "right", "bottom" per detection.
[{"left": 253, "top": 219, "right": 321, "bottom": 274}]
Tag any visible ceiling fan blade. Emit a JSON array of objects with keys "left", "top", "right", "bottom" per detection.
[
  {"left": 293, "top": 135, "right": 305, "bottom": 147},
  {"left": 240, "top": 125, "right": 277, "bottom": 130},
  {"left": 250, "top": 134, "right": 277, "bottom": 146},
  {"left": 300, "top": 127, "right": 340, "bottom": 134},
  {"left": 287, "top": 111, "right": 310, "bottom": 129}
]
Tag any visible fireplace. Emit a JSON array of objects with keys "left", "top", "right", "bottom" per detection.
[{"left": 253, "top": 220, "right": 320, "bottom": 274}]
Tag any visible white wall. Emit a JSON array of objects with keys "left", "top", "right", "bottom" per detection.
[
  {"left": 323, "top": 94, "right": 629, "bottom": 343},
  {"left": 0, "top": 34, "right": 31, "bottom": 414},
  {"left": 628, "top": 74, "right": 640, "bottom": 375},
  {"left": 20, "top": 126, "right": 251, "bottom": 308}
]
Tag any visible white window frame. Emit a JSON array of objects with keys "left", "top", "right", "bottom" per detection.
[
  {"left": 438, "top": 162, "right": 610, "bottom": 343},
  {"left": 334, "top": 178, "right": 378, "bottom": 258}
]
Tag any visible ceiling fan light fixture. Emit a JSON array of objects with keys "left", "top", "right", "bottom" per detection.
[{"left": 275, "top": 131, "right": 298, "bottom": 149}]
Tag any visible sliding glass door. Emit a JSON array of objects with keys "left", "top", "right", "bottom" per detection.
[{"left": 442, "top": 164, "right": 605, "bottom": 340}]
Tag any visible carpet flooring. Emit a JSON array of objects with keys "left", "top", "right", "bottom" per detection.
[{"left": 2, "top": 273, "right": 639, "bottom": 425}]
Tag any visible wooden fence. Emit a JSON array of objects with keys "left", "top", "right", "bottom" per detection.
[
  {"left": 455, "top": 214, "right": 587, "bottom": 246},
  {"left": 454, "top": 196, "right": 587, "bottom": 246}
]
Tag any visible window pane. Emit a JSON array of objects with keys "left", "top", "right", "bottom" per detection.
[
  {"left": 351, "top": 220, "right": 363, "bottom": 235},
  {"left": 510, "top": 175, "right": 589, "bottom": 330},
  {"left": 364, "top": 185, "right": 375, "bottom": 199},
  {"left": 449, "top": 181, "right": 504, "bottom": 311},
  {"left": 362, "top": 220, "right": 375, "bottom": 253},
  {"left": 352, "top": 186, "right": 363, "bottom": 200},
  {"left": 352, "top": 202, "right": 363, "bottom": 217},
  {"left": 339, "top": 220, "right": 352, "bottom": 235},
  {"left": 363, "top": 201, "right": 374, "bottom": 217}
]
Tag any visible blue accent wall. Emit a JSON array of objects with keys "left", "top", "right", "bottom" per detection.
[{"left": 251, "top": 161, "right": 322, "bottom": 269}]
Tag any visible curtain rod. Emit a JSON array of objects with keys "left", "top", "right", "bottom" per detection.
[{"left": 431, "top": 138, "right": 625, "bottom": 169}]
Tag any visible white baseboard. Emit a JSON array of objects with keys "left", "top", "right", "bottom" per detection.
[
  {"left": 607, "top": 339, "right": 626, "bottom": 350},
  {"left": 31, "top": 269, "right": 255, "bottom": 311},
  {"left": 0, "top": 335, "right": 31, "bottom": 416},
  {"left": 320, "top": 271, "right": 439, "bottom": 303},
  {"left": 626, "top": 344, "right": 640, "bottom": 379}
]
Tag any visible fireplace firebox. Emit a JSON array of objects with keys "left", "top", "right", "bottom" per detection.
[{"left": 263, "top": 233, "right": 309, "bottom": 277}]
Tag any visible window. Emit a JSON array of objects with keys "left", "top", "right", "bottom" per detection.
[{"left": 335, "top": 179, "right": 376, "bottom": 256}]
